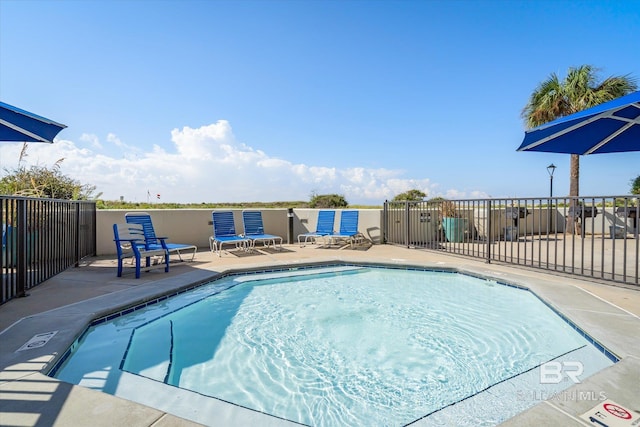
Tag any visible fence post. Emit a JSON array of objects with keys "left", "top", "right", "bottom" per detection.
[
  {"left": 404, "top": 201, "right": 410, "bottom": 248},
  {"left": 16, "top": 199, "right": 28, "bottom": 297},
  {"left": 287, "top": 208, "right": 295, "bottom": 244},
  {"left": 486, "top": 199, "right": 492, "bottom": 264},
  {"left": 75, "top": 203, "right": 81, "bottom": 267},
  {"left": 382, "top": 201, "right": 388, "bottom": 244}
]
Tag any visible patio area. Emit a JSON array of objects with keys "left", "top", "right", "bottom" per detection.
[{"left": 0, "top": 244, "right": 638, "bottom": 426}]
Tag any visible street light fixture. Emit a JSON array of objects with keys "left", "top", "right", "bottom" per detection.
[
  {"left": 546, "top": 163, "right": 557, "bottom": 233},
  {"left": 547, "top": 163, "right": 556, "bottom": 197}
]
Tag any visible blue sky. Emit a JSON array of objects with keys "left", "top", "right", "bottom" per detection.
[{"left": 1, "top": 0, "right": 639, "bottom": 204}]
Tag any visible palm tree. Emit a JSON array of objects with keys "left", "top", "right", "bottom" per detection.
[{"left": 522, "top": 65, "right": 637, "bottom": 198}]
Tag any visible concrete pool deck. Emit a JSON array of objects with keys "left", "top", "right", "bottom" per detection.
[{"left": 0, "top": 244, "right": 638, "bottom": 426}]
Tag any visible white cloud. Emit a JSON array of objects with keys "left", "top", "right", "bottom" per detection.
[
  {"left": 0, "top": 121, "right": 479, "bottom": 204},
  {"left": 80, "top": 133, "right": 102, "bottom": 149},
  {"left": 106, "top": 133, "right": 124, "bottom": 147}
]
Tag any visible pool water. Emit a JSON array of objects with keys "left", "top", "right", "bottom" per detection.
[{"left": 53, "top": 266, "right": 615, "bottom": 426}]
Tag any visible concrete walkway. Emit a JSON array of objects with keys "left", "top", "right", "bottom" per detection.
[{"left": 1, "top": 244, "right": 638, "bottom": 426}]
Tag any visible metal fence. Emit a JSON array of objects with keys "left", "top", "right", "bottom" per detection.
[
  {"left": 383, "top": 196, "right": 639, "bottom": 286},
  {"left": 1, "top": 196, "right": 97, "bottom": 305}
]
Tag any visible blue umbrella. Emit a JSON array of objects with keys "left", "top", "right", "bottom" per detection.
[
  {"left": 0, "top": 101, "right": 67, "bottom": 143},
  {"left": 517, "top": 91, "right": 640, "bottom": 155}
]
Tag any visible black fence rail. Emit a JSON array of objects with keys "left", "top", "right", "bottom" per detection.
[
  {"left": 1, "top": 196, "right": 96, "bottom": 305},
  {"left": 383, "top": 196, "right": 639, "bottom": 286}
]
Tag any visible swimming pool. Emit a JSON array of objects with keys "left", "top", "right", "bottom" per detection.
[{"left": 51, "top": 265, "right": 616, "bottom": 426}]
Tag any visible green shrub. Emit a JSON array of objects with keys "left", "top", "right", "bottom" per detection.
[
  {"left": 392, "top": 189, "right": 426, "bottom": 202},
  {"left": 631, "top": 175, "right": 640, "bottom": 195},
  {"left": 309, "top": 193, "right": 348, "bottom": 208},
  {"left": 0, "top": 143, "right": 97, "bottom": 200}
]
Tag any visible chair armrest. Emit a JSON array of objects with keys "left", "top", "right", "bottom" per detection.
[
  {"left": 114, "top": 237, "right": 144, "bottom": 244},
  {"left": 148, "top": 236, "right": 169, "bottom": 250}
]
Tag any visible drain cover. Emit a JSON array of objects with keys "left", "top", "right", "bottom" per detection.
[{"left": 17, "top": 331, "right": 58, "bottom": 352}]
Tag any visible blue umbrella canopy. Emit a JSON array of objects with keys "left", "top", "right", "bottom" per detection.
[
  {"left": 0, "top": 101, "right": 67, "bottom": 143},
  {"left": 517, "top": 91, "right": 640, "bottom": 155}
]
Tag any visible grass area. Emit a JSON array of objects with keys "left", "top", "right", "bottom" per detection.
[{"left": 96, "top": 200, "right": 383, "bottom": 210}]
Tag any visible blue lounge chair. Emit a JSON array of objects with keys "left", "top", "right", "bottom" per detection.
[
  {"left": 125, "top": 212, "right": 197, "bottom": 262},
  {"left": 242, "top": 210, "right": 283, "bottom": 250},
  {"left": 113, "top": 223, "right": 169, "bottom": 278},
  {"left": 1, "top": 224, "right": 10, "bottom": 266},
  {"left": 1, "top": 224, "right": 8, "bottom": 250},
  {"left": 210, "top": 211, "right": 251, "bottom": 257},
  {"left": 297, "top": 210, "right": 335, "bottom": 246},
  {"left": 327, "top": 210, "right": 364, "bottom": 249}
]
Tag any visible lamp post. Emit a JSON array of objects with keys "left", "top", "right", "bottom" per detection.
[
  {"left": 547, "top": 163, "right": 556, "bottom": 232},
  {"left": 547, "top": 163, "right": 556, "bottom": 197}
]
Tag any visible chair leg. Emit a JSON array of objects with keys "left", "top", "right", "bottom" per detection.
[
  {"left": 134, "top": 255, "right": 141, "bottom": 279},
  {"left": 164, "top": 251, "right": 170, "bottom": 272}
]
